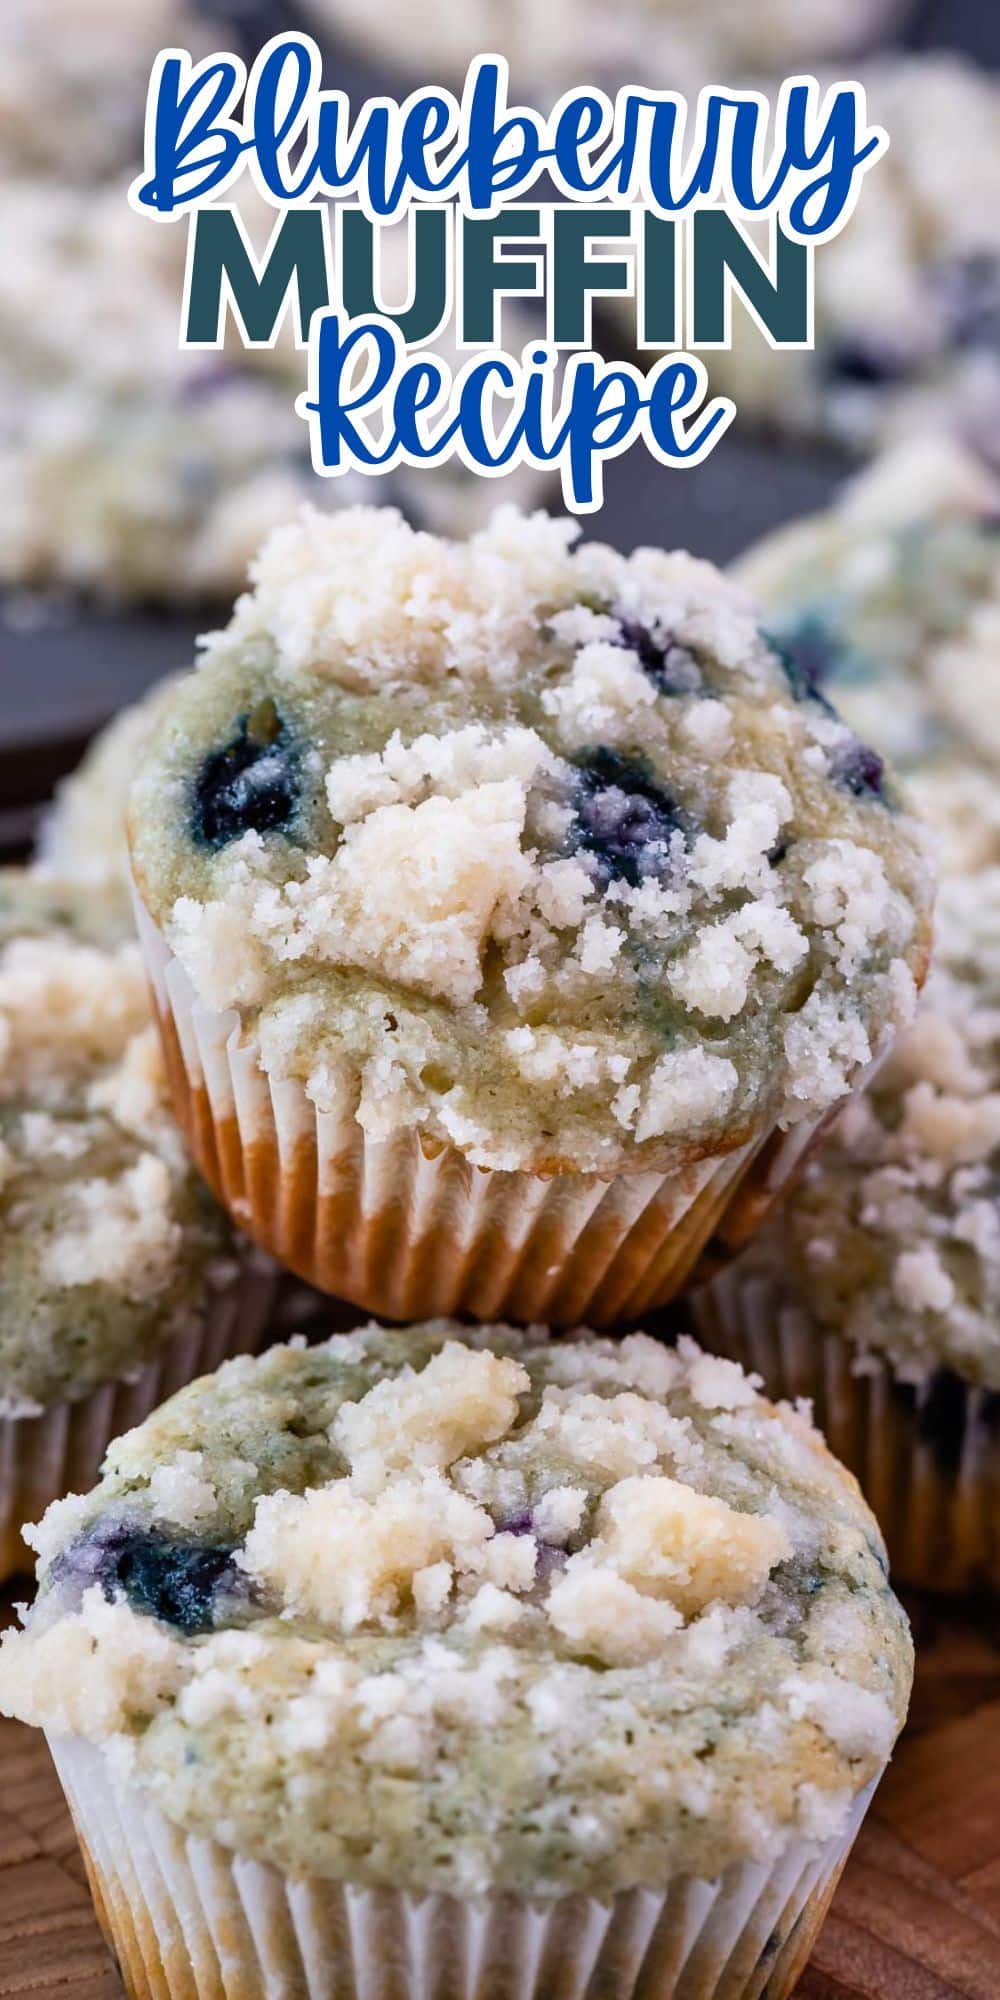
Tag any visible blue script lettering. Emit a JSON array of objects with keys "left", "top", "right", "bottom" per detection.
[{"left": 299, "top": 316, "right": 735, "bottom": 509}]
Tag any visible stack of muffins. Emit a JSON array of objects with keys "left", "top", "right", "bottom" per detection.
[{"left": 0, "top": 502, "right": 948, "bottom": 2000}]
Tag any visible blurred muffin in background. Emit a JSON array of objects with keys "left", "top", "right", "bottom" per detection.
[
  {"left": 0, "top": 871, "right": 276, "bottom": 1577},
  {"left": 691, "top": 868, "right": 1000, "bottom": 1594},
  {"left": 734, "top": 434, "right": 1000, "bottom": 875},
  {"left": 0, "top": 0, "right": 210, "bottom": 178},
  {"left": 689, "top": 430, "right": 1000, "bottom": 1590},
  {"left": 0, "top": 182, "right": 334, "bottom": 603},
  {"left": 0, "top": 181, "right": 552, "bottom": 605},
  {"left": 709, "top": 56, "right": 1000, "bottom": 468},
  {"left": 297, "top": 0, "right": 911, "bottom": 95}
]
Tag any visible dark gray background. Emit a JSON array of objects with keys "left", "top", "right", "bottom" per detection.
[{"left": 1, "top": 0, "right": 995, "bottom": 849}]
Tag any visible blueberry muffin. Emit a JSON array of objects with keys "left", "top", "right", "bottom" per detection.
[
  {"left": 0, "top": 0, "right": 208, "bottom": 178},
  {"left": 127, "top": 504, "right": 933, "bottom": 1324},
  {"left": 735, "top": 436, "right": 1000, "bottom": 875},
  {"left": 692, "top": 868, "right": 1000, "bottom": 1592},
  {"left": 0, "top": 871, "right": 275, "bottom": 1575},
  {"left": 0, "top": 1320, "right": 912, "bottom": 2000},
  {"left": 299, "top": 0, "right": 909, "bottom": 97},
  {"left": 0, "top": 181, "right": 549, "bottom": 605},
  {"left": 0, "top": 181, "right": 324, "bottom": 604},
  {"left": 713, "top": 56, "right": 1000, "bottom": 466}
]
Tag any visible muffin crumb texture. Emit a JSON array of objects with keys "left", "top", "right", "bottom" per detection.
[
  {"left": 772, "top": 868, "right": 1000, "bottom": 1389},
  {"left": 130, "top": 506, "right": 933, "bottom": 1173},
  {"left": 736, "top": 436, "right": 1000, "bottom": 871},
  {"left": 0, "top": 874, "right": 231, "bottom": 1411},
  {"left": 0, "top": 1323, "right": 912, "bottom": 1896}
]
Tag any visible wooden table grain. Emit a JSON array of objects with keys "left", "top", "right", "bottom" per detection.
[{"left": 0, "top": 1590, "right": 997, "bottom": 2000}]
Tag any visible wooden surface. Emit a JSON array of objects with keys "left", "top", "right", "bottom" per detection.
[{"left": 0, "top": 1591, "right": 995, "bottom": 2000}]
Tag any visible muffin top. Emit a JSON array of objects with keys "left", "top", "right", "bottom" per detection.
[
  {"left": 765, "top": 870, "right": 1000, "bottom": 1392},
  {"left": 300, "top": 0, "right": 898, "bottom": 96},
  {"left": 0, "top": 0, "right": 207, "bottom": 178},
  {"left": 736, "top": 438, "right": 1000, "bottom": 876},
  {"left": 907, "top": 762, "right": 1000, "bottom": 882},
  {"left": 0, "top": 183, "right": 547, "bottom": 604},
  {"left": 129, "top": 506, "right": 932, "bottom": 1175},
  {"left": 0, "top": 870, "right": 134, "bottom": 955},
  {"left": 0, "top": 871, "right": 232, "bottom": 1411},
  {"left": 736, "top": 438, "right": 1000, "bottom": 770},
  {"left": 0, "top": 1320, "right": 912, "bottom": 1894},
  {"left": 0, "top": 180, "right": 337, "bottom": 603},
  {"left": 0, "top": 181, "right": 192, "bottom": 398}
]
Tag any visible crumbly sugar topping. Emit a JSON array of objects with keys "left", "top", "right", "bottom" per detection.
[
  {"left": 130, "top": 506, "right": 932, "bottom": 1173},
  {"left": 0, "top": 1, "right": 207, "bottom": 178},
  {"left": 0, "top": 179, "right": 546, "bottom": 604},
  {"left": 736, "top": 437, "right": 1000, "bottom": 879},
  {"left": 732, "top": 436, "right": 1000, "bottom": 1386},
  {"left": 305, "top": 0, "right": 898, "bottom": 100},
  {"left": 0, "top": 177, "right": 323, "bottom": 603},
  {"left": 0, "top": 872, "right": 230, "bottom": 1411},
  {"left": 0, "top": 1322, "right": 912, "bottom": 1896},
  {"left": 0, "top": 933, "right": 149, "bottom": 1099},
  {"left": 768, "top": 869, "right": 1000, "bottom": 1387},
  {"left": 737, "top": 438, "right": 1000, "bottom": 770}
]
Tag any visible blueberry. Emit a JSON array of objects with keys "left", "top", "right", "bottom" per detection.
[
  {"left": 573, "top": 748, "right": 692, "bottom": 886},
  {"left": 192, "top": 698, "right": 300, "bottom": 849},
  {"left": 55, "top": 1522, "right": 243, "bottom": 1635},
  {"left": 766, "top": 620, "right": 841, "bottom": 716},
  {"left": 767, "top": 624, "right": 887, "bottom": 799},
  {"left": 499, "top": 1509, "right": 536, "bottom": 1537},
  {"left": 823, "top": 340, "right": 910, "bottom": 387},
  {"left": 114, "top": 1535, "right": 242, "bottom": 1634},
  {"left": 613, "top": 617, "right": 702, "bottom": 696},
  {"left": 496, "top": 1507, "right": 571, "bottom": 1582},
  {"left": 831, "top": 737, "right": 887, "bottom": 801}
]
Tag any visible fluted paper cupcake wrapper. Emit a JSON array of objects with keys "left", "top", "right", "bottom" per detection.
[
  {"left": 0, "top": 1246, "right": 278, "bottom": 1581},
  {"left": 690, "top": 1262, "right": 1000, "bottom": 1594},
  {"left": 48, "top": 1736, "right": 874, "bottom": 2000},
  {"left": 132, "top": 886, "right": 829, "bottom": 1327}
]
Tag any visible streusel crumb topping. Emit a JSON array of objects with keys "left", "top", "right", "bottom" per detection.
[
  {"left": 129, "top": 507, "right": 933, "bottom": 1173},
  {"left": 0, "top": 1322, "right": 912, "bottom": 1894}
]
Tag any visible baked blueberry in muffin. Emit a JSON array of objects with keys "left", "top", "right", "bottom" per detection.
[
  {"left": 131, "top": 505, "right": 932, "bottom": 1181},
  {"left": 1, "top": 1321, "right": 913, "bottom": 1899},
  {"left": 126, "top": 505, "right": 933, "bottom": 1320}
]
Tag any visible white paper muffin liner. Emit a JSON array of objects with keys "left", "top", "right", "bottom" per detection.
[
  {"left": 690, "top": 1261, "right": 1000, "bottom": 1594},
  {"left": 48, "top": 1734, "right": 875, "bottom": 2000},
  {"left": 132, "top": 884, "right": 829, "bottom": 1328},
  {"left": 0, "top": 1245, "right": 278, "bottom": 1581}
]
